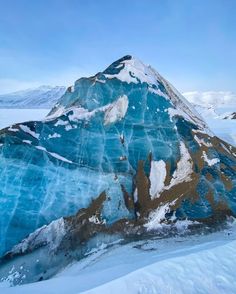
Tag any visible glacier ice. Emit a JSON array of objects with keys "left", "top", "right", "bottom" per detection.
[{"left": 0, "top": 55, "right": 236, "bottom": 284}]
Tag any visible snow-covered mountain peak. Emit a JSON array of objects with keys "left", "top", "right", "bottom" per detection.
[{"left": 50, "top": 56, "right": 209, "bottom": 133}]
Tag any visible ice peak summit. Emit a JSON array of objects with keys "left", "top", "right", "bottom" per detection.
[{"left": 49, "top": 56, "right": 208, "bottom": 133}]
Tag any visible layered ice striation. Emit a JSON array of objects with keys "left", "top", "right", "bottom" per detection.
[{"left": 0, "top": 55, "right": 236, "bottom": 263}]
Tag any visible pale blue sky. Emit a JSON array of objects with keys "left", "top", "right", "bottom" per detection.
[{"left": 0, "top": 0, "right": 235, "bottom": 94}]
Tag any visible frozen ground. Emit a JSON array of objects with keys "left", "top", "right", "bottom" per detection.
[
  {"left": 1, "top": 222, "right": 236, "bottom": 293},
  {"left": 0, "top": 109, "right": 49, "bottom": 130}
]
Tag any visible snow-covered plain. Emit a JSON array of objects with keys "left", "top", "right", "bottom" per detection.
[
  {"left": 0, "top": 109, "right": 49, "bottom": 130},
  {"left": 1, "top": 222, "right": 236, "bottom": 294}
]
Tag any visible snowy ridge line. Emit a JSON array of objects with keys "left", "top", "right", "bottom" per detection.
[{"left": 150, "top": 67, "right": 211, "bottom": 134}]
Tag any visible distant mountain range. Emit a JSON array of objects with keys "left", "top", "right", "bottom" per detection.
[
  {"left": 0, "top": 85, "right": 66, "bottom": 109},
  {"left": 183, "top": 91, "right": 236, "bottom": 120},
  {"left": 183, "top": 91, "right": 236, "bottom": 146}
]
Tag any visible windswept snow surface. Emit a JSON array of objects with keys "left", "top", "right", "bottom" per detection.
[{"left": 1, "top": 223, "right": 236, "bottom": 294}]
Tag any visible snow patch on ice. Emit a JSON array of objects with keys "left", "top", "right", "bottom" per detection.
[
  {"left": 202, "top": 151, "right": 220, "bottom": 166},
  {"left": 88, "top": 215, "right": 106, "bottom": 225},
  {"left": 104, "top": 95, "right": 128, "bottom": 125},
  {"left": 149, "top": 160, "right": 166, "bottom": 199},
  {"left": 8, "top": 126, "right": 18, "bottom": 132},
  {"left": 19, "top": 125, "right": 39, "bottom": 139},
  {"left": 35, "top": 146, "right": 73, "bottom": 164},
  {"left": 194, "top": 135, "right": 212, "bottom": 147},
  {"left": 54, "top": 119, "right": 68, "bottom": 126},
  {"left": 48, "top": 133, "right": 61, "bottom": 139},
  {"left": 166, "top": 142, "right": 193, "bottom": 189},
  {"left": 68, "top": 107, "right": 93, "bottom": 122},
  {"left": 22, "top": 140, "right": 32, "bottom": 144},
  {"left": 145, "top": 201, "right": 176, "bottom": 231}
]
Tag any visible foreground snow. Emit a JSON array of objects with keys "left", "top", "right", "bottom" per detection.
[{"left": 1, "top": 222, "right": 236, "bottom": 294}]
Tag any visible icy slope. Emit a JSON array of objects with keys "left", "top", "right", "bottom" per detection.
[
  {"left": 1, "top": 222, "right": 236, "bottom": 294},
  {"left": 0, "top": 86, "right": 66, "bottom": 109}
]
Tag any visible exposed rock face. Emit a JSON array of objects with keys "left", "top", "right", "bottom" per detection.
[{"left": 0, "top": 55, "right": 236, "bottom": 285}]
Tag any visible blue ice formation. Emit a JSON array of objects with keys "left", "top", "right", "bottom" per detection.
[{"left": 0, "top": 55, "right": 235, "bottom": 257}]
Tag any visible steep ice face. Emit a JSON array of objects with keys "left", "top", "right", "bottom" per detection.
[{"left": 0, "top": 56, "right": 236, "bottom": 283}]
